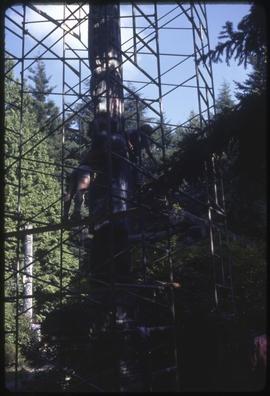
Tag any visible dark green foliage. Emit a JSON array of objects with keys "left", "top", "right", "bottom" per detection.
[
  {"left": 4, "top": 60, "right": 79, "bottom": 371},
  {"left": 38, "top": 292, "right": 177, "bottom": 392},
  {"left": 230, "top": 238, "right": 266, "bottom": 320},
  {"left": 220, "top": 92, "right": 266, "bottom": 236},
  {"left": 139, "top": 14, "right": 267, "bottom": 386},
  {"left": 200, "top": 4, "right": 267, "bottom": 69},
  {"left": 148, "top": 80, "right": 266, "bottom": 239},
  {"left": 39, "top": 302, "right": 127, "bottom": 391},
  {"left": 234, "top": 61, "right": 267, "bottom": 100}
]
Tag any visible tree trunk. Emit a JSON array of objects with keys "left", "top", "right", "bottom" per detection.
[{"left": 23, "top": 224, "right": 33, "bottom": 321}]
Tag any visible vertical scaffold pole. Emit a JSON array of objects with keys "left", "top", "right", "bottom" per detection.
[{"left": 14, "top": 5, "right": 26, "bottom": 390}]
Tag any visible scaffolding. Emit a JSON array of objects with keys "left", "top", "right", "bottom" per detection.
[{"left": 4, "top": 2, "right": 235, "bottom": 392}]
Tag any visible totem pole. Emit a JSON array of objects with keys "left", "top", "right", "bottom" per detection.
[
  {"left": 87, "top": 5, "right": 151, "bottom": 390},
  {"left": 87, "top": 4, "right": 131, "bottom": 283}
]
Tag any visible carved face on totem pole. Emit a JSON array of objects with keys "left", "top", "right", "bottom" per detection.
[{"left": 88, "top": 4, "right": 124, "bottom": 129}]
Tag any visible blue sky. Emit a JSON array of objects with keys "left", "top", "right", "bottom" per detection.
[{"left": 5, "top": 3, "right": 251, "bottom": 125}]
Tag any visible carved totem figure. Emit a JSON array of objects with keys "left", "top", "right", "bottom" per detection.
[{"left": 87, "top": 4, "right": 131, "bottom": 282}]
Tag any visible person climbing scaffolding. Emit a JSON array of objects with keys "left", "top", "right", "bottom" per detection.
[
  {"left": 126, "top": 124, "right": 157, "bottom": 165},
  {"left": 63, "top": 164, "right": 93, "bottom": 221},
  {"left": 63, "top": 115, "right": 128, "bottom": 221}
]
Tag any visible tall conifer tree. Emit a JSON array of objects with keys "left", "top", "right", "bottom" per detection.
[
  {"left": 216, "top": 81, "right": 235, "bottom": 113},
  {"left": 28, "top": 60, "right": 61, "bottom": 162}
]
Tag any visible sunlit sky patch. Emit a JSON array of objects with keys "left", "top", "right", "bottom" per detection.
[{"left": 5, "top": 3, "right": 251, "bottom": 125}]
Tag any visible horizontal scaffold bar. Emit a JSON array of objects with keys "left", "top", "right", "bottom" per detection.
[
  {"left": 4, "top": 209, "right": 138, "bottom": 239},
  {"left": 4, "top": 204, "right": 214, "bottom": 240}
]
